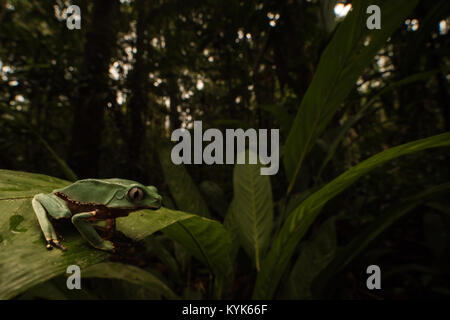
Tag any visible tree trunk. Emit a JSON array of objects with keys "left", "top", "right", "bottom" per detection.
[
  {"left": 69, "top": 0, "right": 120, "bottom": 178},
  {"left": 127, "top": 0, "right": 149, "bottom": 180}
]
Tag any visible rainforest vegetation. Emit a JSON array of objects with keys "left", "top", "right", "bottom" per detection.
[{"left": 0, "top": 0, "right": 449, "bottom": 299}]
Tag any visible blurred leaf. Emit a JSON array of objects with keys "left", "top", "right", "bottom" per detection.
[
  {"left": 162, "top": 215, "right": 233, "bottom": 297},
  {"left": 313, "top": 182, "right": 450, "bottom": 296},
  {"left": 117, "top": 203, "right": 233, "bottom": 289},
  {"left": 226, "top": 151, "right": 274, "bottom": 271},
  {"left": 173, "top": 241, "right": 190, "bottom": 274},
  {"left": 83, "top": 262, "right": 178, "bottom": 299},
  {"left": 199, "top": 180, "right": 228, "bottom": 218},
  {"left": 158, "top": 147, "right": 233, "bottom": 297},
  {"left": 259, "top": 103, "right": 294, "bottom": 134},
  {"left": 143, "top": 236, "right": 182, "bottom": 284},
  {"left": 283, "top": 0, "right": 419, "bottom": 194},
  {"left": 317, "top": 70, "right": 439, "bottom": 180},
  {"left": 253, "top": 132, "right": 450, "bottom": 299},
  {"left": 159, "top": 147, "right": 211, "bottom": 218},
  {"left": 119, "top": 206, "right": 233, "bottom": 298},
  {"left": 319, "top": 0, "right": 338, "bottom": 34},
  {"left": 18, "top": 275, "right": 97, "bottom": 300},
  {"left": 223, "top": 201, "right": 240, "bottom": 263},
  {"left": 18, "top": 280, "right": 70, "bottom": 300},
  {"left": 280, "top": 217, "right": 337, "bottom": 299},
  {"left": 33, "top": 130, "right": 78, "bottom": 182}
]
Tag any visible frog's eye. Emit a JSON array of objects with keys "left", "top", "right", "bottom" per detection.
[{"left": 128, "top": 187, "right": 144, "bottom": 201}]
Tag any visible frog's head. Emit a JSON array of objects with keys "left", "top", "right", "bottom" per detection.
[{"left": 103, "top": 179, "right": 162, "bottom": 210}]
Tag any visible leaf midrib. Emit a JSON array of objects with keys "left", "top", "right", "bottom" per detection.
[
  {"left": 286, "top": 4, "right": 368, "bottom": 194},
  {"left": 249, "top": 165, "right": 260, "bottom": 271}
]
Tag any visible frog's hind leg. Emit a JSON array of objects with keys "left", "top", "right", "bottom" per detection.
[
  {"left": 32, "top": 193, "right": 71, "bottom": 251},
  {"left": 72, "top": 212, "right": 115, "bottom": 252}
]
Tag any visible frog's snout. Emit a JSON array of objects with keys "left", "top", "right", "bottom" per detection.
[{"left": 153, "top": 195, "right": 162, "bottom": 209}]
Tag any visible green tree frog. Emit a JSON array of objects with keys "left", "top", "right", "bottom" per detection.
[{"left": 32, "top": 179, "right": 162, "bottom": 252}]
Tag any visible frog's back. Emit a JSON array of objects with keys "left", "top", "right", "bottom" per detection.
[{"left": 54, "top": 179, "right": 135, "bottom": 204}]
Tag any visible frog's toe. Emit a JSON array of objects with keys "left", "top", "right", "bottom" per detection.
[
  {"left": 46, "top": 239, "right": 67, "bottom": 251},
  {"left": 56, "top": 232, "right": 65, "bottom": 242}
]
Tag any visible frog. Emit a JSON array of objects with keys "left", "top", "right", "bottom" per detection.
[{"left": 32, "top": 179, "right": 162, "bottom": 252}]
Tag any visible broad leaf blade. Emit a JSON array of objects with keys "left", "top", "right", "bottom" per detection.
[
  {"left": 159, "top": 147, "right": 211, "bottom": 218},
  {"left": 226, "top": 151, "right": 274, "bottom": 271},
  {"left": 253, "top": 132, "right": 450, "bottom": 299},
  {"left": 118, "top": 207, "right": 233, "bottom": 294},
  {"left": 158, "top": 147, "right": 232, "bottom": 296},
  {"left": 284, "top": 0, "right": 419, "bottom": 193},
  {"left": 0, "top": 170, "right": 107, "bottom": 299},
  {"left": 223, "top": 201, "right": 240, "bottom": 263},
  {"left": 83, "top": 262, "right": 179, "bottom": 299},
  {"left": 312, "top": 182, "right": 450, "bottom": 296},
  {"left": 280, "top": 217, "right": 337, "bottom": 299},
  {"left": 317, "top": 70, "right": 439, "bottom": 180},
  {"left": 163, "top": 218, "right": 233, "bottom": 282}
]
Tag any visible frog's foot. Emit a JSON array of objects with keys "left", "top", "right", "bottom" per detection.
[
  {"left": 46, "top": 239, "right": 67, "bottom": 251},
  {"left": 96, "top": 240, "right": 115, "bottom": 253},
  {"left": 56, "top": 231, "right": 65, "bottom": 242}
]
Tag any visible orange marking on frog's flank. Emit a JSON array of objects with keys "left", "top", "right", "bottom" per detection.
[{"left": 54, "top": 191, "right": 157, "bottom": 220}]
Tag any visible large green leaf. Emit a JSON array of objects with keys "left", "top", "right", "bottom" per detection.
[
  {"left": 119, "top": 205, "right": 233, "bottom": 282},
  {"left": 83, "top": 262, "right": 179, "bottom": 299},
  {"left": 253, "top": 132, "right": 450, "bottom": 299},
  {"left": 159, "top": 145, "right": 235, "bottom": 296},
  {"left": 0, "top": 170, "right": 107, "bottom": 299},
  {"left": 223, "top": 201, "right": 240, "bottom": 263},
  {"left": 163, "top": 218, "right": 233, "bottom": 291},
  {"left": 284, "top": 0, "right": 419, "bottom": 194},
  {"left": 0, "top": 170, "right": 231, "bottom": 299},
  {"left": 316, "top": 70, "right": 439, "bottom": 180},
  {"left": 312, "top": 182, "right": 450, "bottom": 296},
  {"left": 158, "top": 147, "right": 233, "bottom": 295},
  {"left": 226, "top": 151, "right": 274, "bottom": 271},
  {"left": 159, "top": 147, "right": 211, "bottom": 218},
  {"left": 280, "top": 217, "right": 337, "bottom": 299}
]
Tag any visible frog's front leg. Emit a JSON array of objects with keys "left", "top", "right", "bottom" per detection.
[
  {"left": 32, "top": 193, "right": 69, "bottom": 251},
  {"left": 105, "top": 218, "right": 116, "bottom": 238},
  {"left": 71, "top": 212, "right": 115, "bottom": 252},
  {"left": 106, "top": 218, "right": 116, "bottom": 232}
]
